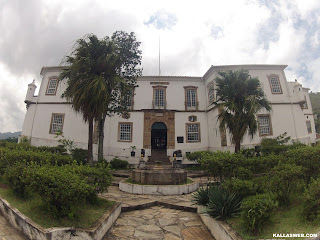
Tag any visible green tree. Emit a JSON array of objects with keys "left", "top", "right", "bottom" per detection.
[
  {"left": 213, "top": 69, "right": 271, "bottom": 153},
  {"left": 60, "top": 32, "right": 142, "bottom": 165}
]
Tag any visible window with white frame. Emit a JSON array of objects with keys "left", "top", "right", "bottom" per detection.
[
  {"left": 118, "top": 123, "right": 132, "bottom": 142},
  {"left": 306, "top": 121, "right": 312, "bottom": 134},
  {"left": 268, "top": 75, "right": 282, "bottom": 94},
  {"left": 154, "top": 88, "right": 165, "bottom": 108},
  {"left": 258, "top": 115, "right": 272, "bottom": 136},
  {"left": 46, "top": 78, "right": 58, "bottom": 95},
  {"left": 50, "top": 114, "right": 64, "bottom": 134},
  {"left": 184, "top": 87, "right": 198, "bottom": 110},
  {"left": 208, "top": 84, "right": 215, "bottom": 104},
  {"left": 186, "top": 123, "right": 200, "bottom": 142}
]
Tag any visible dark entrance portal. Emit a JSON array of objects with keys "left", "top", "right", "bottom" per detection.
[{"left": 151, "top": 122, "right": 167, "bottom": 149}]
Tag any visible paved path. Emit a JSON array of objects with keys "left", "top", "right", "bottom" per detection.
[
  {"left": 0, "top": 213, "right": 28, "bottom": 240},
  {"left": 106, "top": 205, "right": 213, "bottom": 240}
]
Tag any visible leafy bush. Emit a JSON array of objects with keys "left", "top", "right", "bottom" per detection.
[
  {"left": 267, "top": 163, "right": 302, "bottom": 206},
  {"left": 241, "top": 193, "right": 278, "bottom": 234},
  {"left": 31, "top": 164, "right": 96, "bottom": 217},
  {"left": 110, "top": 157, "right": 129, "bottom": 169},
  {"left": 186, "top": 151, "right": 212, "bottom": 161},
  {"left": 221, "top": 178, "right": 257, "bottom": 199},
  {"left": 4, "top": 162, "right": 34, "bottom": 198},
  {"left": 72, "top": 148, "right": 88, "bottom": 165},
  {"left": 0, "top": 147, "right": 73, "bottom": 174},
  {"left": 234, "top": 167, "right": 253, "bottom": 180},
  {"left": 286, "top": 145, "right": 320, "bottom": 186},
  {"left": 303, "top": 178, "right": 320, "bottom": 222},
  {"left": 205, "top": 185, "right": 242, "bottom": 221}
]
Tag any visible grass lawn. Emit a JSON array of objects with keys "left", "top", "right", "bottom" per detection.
[
  {"left": 125, "top": 177, "right": 193, "bottom": 185},
  {"left": 0, "top": 188, "right": 114, "bottom": 229},
  {"left": 229, "top": 196, "right": 320, "bottom": 240}
]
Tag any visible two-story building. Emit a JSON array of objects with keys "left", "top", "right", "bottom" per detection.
[{"left": 21, "top": 64, "right": 317, "bottom": 164}]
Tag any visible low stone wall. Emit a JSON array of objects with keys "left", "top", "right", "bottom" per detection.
[
  {"left": 119, "top": 179, "right": 199, "bottom": 195},
  {"left": 197, "top": 206, "right": 243, "bottom": 240},
  {"left": 0, "top": 196, "right": 121, "bottom": 240}
]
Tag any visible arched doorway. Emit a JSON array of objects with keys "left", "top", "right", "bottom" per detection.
[{"left": 151, "top": 122, "right": 167, "bottom": 149}]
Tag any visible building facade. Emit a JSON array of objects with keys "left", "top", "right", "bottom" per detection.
[{"left": 21, "top": 65, "right": 317, "bottom": 164}]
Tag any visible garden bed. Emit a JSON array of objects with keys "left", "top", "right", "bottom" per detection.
[{"left": 0, "top": 188, "right": 121, "bottom": 240}]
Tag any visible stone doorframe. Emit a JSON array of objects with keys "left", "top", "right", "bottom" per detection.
[{"left": 143, "top": 110, "right": 175, "bottom": 149}]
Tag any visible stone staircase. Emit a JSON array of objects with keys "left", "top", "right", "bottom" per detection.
[{"left": 146, "top": 149, "right": 171, "bottom": 167}]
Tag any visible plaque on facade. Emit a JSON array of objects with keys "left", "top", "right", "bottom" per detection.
[
  {"left": 155, "top": 112, "right": 164, "bottom": 117},
  {"left": 122, "top": 112, "right": 130, "bottom": 119},
  {"left": 188, "top": 115, "right": 197, "bottom": 122},
  {"left": 177, "top": 136, "right": 184, "bottom": 143}
]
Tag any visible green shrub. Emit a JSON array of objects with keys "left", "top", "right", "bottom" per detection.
[
  {"left": 4, "top": 162, "right": 34, "bottom": 198},
  {"left": 0, "top": 147, "right": 73, "bottom": 174},
  {"left": 234, "top": 167, "right": 253, "bottom": 180},
  {"left": 241, "top": 193, "right": 278, "bottom": 234},
  {"left": 110, "top": 157, "right": 128, "bottom": 169},
  {"left": 205, "top": 185, "right": 242, "bottom": 221},
  {"left": 286, "top": 145, "right": 320, "bottom": 186},
  {"left": 31, "top": 164, "right": 96, "bottom": 218},
  {"left": 303, "top": 178, "right": 320, "bottom": 221},
  {"left": 221, "top": 178, "right": 257, "bottom": 199},
  {"left": 72, "top": 148, "right": 88, "bottom": 165},
  {"left": 186, "top": 151, "right": 212, "bottom": 161},
  {"left": 267, "top": 163, "right": 302, "bottom": 206},
  {"left": 261, "top": 132, "right": 291, "bottom": 155}
]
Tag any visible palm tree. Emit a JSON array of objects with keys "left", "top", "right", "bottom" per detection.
[
  {"left": 60, "top": 33, "right": 141, "bottom": 165},
  {"left": 213, "top": 69, "right": 271, "bottom": 153}
]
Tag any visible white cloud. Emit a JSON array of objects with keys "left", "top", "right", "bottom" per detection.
[{"left": 0, "top": 0, "right": 320, "bottom": 132}]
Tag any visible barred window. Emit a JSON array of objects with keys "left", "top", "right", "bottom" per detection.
[
  {"left": 306, "top": 121, "right": 312, "bottom": 134},
  {"left": 46, "top": 78, "right": 58, "bottom": 95},
  {"left": 187, "top": 123, "right": 200, "bottom": 142},
  {"left": 119, "top": 123, "right": 132, "bottom": 142},
  {"left": 268, "top": 76, "right": 282, "bottom": 94},
  {"left": 50, "top": 114, "right": 64, "bottom": 134},
  {"left": 154, "top": 88, "right": 165, "bottom": 107},
  {"left": 208, "top": 85, "right": 215, "bottom": 104},
  {"left": 258, "top": 115, "right": 272, "bottom": 136}
]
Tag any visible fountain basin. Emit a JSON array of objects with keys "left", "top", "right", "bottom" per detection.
[
  {"left": 119, "top": 178, "right": 199, "bottom": 195},
  {"left": 132, "top": 168, "right": 187, "bottom": 185}
]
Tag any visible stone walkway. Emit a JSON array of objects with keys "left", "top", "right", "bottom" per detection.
[
  {"left": 0, "top": 213, "right": 28, "bottom": 240},
  {"left": 106, "top": 205, "right": 213, "bottom": 240}
]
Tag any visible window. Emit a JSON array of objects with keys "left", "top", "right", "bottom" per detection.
[
  {"left": 306, "top": 121, "right": 312, "bottom": 134},
  {"left": 50, "top": 114, "right": 64, "bottom": 134},
  {"left": 258, "top": 115, "right": 272, "bottom": 136},
  {"left": 118, "top": 122, "right": 132, "bottom": 142},
  {"left": 186, "top": 123, "right": 200, "bottom": 142},
  {"left": 268, "top": 75, "right": 282, "bottom": 94},
  {"left": 46, "top": 78, "right": 58, "bottom": 95},
  {"left": 124, "top": 89, "right": 134, "bottom": 108},
  {"left": 208, "top": 84, "right": 215, "bottom": 104},
  {"left": 184, "top": 86, "right": 198, "bottom": 110},
  {"left": 302, "top": 96, "right": 308, "bottom": 109},
  {"left": 153, "top": 87, "right": 166, "bottom": 109}
]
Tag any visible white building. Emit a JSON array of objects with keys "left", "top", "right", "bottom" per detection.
[{"left": 21, "top": 64, "right": 317, "bottom": 164}]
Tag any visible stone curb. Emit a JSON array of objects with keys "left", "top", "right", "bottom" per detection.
[
  {"left": 121, "top": 200, "right": 197, "bottom": 213},
  {"left": 197, "top": 206, "right": 243, "bottom": 240},
  {"left": 0, "top": 195, "right": 121, "bottom": 240}
]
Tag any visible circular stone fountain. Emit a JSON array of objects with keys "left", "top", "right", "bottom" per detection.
[{"left": 119, "top": 158, "right": 199, "bottom": 195}]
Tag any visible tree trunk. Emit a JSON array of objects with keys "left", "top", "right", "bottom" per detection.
[
  {"left": 98, "top": 114, "right": 106, "bottom": 161},
  {"left": 235, "top": 141, "right": 241, "bottom": 153},
  {"left": 88, "top": 117, "right": 94, "bottom": 166}
]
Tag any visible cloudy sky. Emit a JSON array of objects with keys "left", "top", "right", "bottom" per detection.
[{"left": 1, "top": 0, "right": 320, "bottom": 132}]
